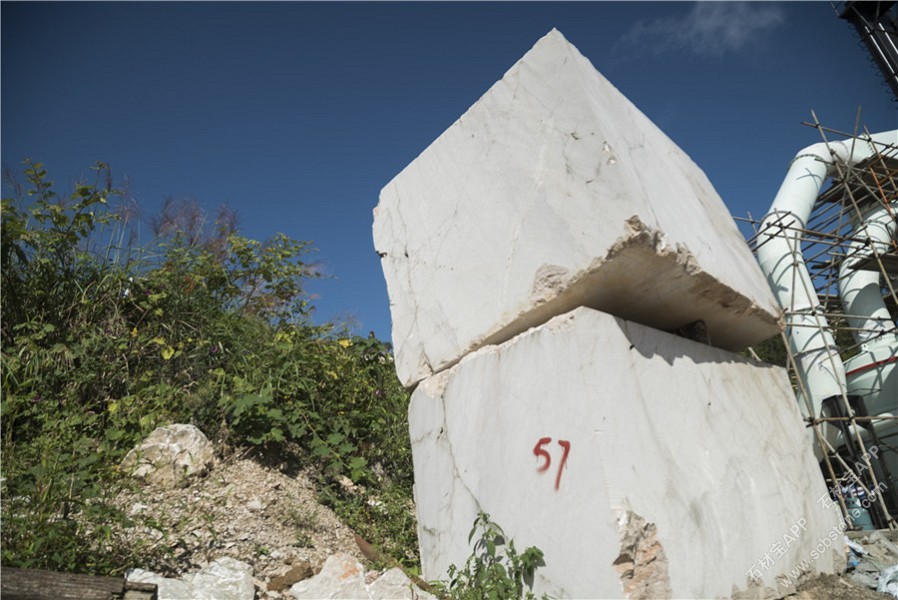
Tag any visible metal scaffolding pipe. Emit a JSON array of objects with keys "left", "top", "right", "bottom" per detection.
[{"left": 756, "top": 130, "right": 898, "bottom": 417}]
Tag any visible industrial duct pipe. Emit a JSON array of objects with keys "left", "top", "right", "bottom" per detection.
[
  {"left": 839, "top": 199, "right": 898, "bottom": 431},
  {"left": 756, "top": 130, "right": 898, "bottom": 421},
  {"left": 839, "top": 201, "right": 898, "bottom": 350}
]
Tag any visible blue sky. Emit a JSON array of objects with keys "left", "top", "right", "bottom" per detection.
[{"left": 3, "top": 1, "right": 896, "bottom": 342}]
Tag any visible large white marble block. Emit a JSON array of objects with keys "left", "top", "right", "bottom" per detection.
[
  {"left": 409, "top": 307, "right": 840, "bottom": 599},
  {"left": 374, "top": 29, "right": 780, "bottom": 388}
]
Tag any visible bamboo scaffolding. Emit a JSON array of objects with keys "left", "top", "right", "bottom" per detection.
[{"left": 748, "top": 114, "right": 898, "bottom": 529}]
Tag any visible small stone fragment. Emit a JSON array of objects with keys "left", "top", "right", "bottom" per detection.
[
  {"left": 121, "top": 424, "right": 215, "bottom": 487},
  {"left": 126, "top": 568, "right": 198, "bottom": 600},
  {"left": 290, "top": 553, "right": 368, "bottom": 599},
  {"left": 185, "top": 557, "right": 255, "bottom": 600},
  {"left": 268, "top": 561, "right": 314, "bottom": 592},
  {"left": 367, "top": 567, "right": 437, "bottom": 600}
]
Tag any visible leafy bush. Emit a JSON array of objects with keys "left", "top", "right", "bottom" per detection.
[
  {"left": 1, "top": 161, "right": 415, "bottom": 573},
  {"left": 433, "top": 513, "right": 549, "bottom": 600}
]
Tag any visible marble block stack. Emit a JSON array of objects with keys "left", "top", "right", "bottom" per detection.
[{"left": 373, "top": 29, "right": 841, "bottom": 599}]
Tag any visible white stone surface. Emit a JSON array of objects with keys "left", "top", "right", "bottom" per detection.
[
  {"left": 186, "top": 557, "right": 255, "bottom": 600},
  {"left": 290, "top": 554, "right": 369, "bottom": 600},
  {"left": 127, "top": 568, "right": 194, "bottom": 600},
  {"left": 127, "top": 558, "right": 254, "bottom": 600},
  {"left": 374, "top": 28, "right": 780, "bottom": 388},
  {"left": 122, "top": 423, "right": 215, "bottom": 487},
  {"left": 367, "top": 567, "right": 437, "bottom": 600},
  {"left": 409, "top": 307, "right": 840, "bottom": 599},
  {"left": 289, "top": 554, "right": 436, "bottom": 600}
]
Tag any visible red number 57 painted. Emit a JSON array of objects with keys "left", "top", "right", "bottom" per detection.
[{"left": 533, "top": 437, "right": 571, "bottom": 491}]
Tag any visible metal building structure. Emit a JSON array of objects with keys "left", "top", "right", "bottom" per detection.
[
  {"left": 837, "top": 1, "right": 898, "bottom": 101},
  {"left": 744, "top": 116, "right": 898, "bottom": 531}
]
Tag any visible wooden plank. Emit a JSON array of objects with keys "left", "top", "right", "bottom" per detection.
[
  {"left": 124, "top": 581, "right": 158, "bottom": 600},
  {"left": 0, "top": 567, "right": 156, "bottom": 600}
]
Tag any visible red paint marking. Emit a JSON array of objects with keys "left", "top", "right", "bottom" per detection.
[
  {"left": 555, "top": 440, "right": 571, "bottom": 490},
  {"left": 533, "top": 437, "right": 572, "bottom": 491},
  {"left": 845, "top": 356, "right": 897, "bottom": 378},
  {"left": 533, "top": 437, "right": 552, "bottom": 472}
]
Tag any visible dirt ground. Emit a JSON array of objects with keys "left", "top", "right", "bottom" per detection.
[{"left": 792, "top": 573, "right": 891, "bottom": 599}]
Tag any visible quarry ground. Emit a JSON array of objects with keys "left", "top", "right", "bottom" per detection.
[
  {"left": 115, "top": 449, "right": 367, "bottom": 599},
  {"left": 793, "top": 573, "right": 890, "bottom": 600},
  {"left": 117, "top": 450, "right": 894, "bottom": 600}
]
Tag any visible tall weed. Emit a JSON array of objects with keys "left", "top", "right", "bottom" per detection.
[{"left": 1, "top": 161, "right": 415, "bottom": 573}]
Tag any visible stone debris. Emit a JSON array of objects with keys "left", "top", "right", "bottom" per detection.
[
  {"left": 111, "top": 444, "right": 440, "bottom": 599},
  {"left": 881, "top": 564, "right": 898, "bottom": 598},
  {"left": 121, "top": 424, "right": 215, "bottom": 487},
  {"left": 789, "top": 571, "right": 895, "bottom": 600},
  {"left": 267, "top": 561, "right": 314, "bottom": 593},
  {"left": 289, "top": 553, "right": 435, "bottom": 600},
  {"left": 846, "top": 530, "right": 898, "bottom": 594},
  {"left": 373, "top": 28, "right": 781, "bottom": 388},
  {"left": 113, "top": 455, "right": 366, "bottom": 599},
  {"left": 290, "top": 554, "right": 365, "bottom": 599},
  {"left": 367, "top": 567, "right": 436, "bottom": 599},
  {"left": 188, "top": 557, "right": 256, "bottom": 600}
]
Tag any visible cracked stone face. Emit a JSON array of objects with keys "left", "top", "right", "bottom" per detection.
[
  {"left": 408, "top": 308, "right": 839, "bottom": 598},
  {"left": 613, "top": 510, "right": 672, "bottom": 600},
  {"left": 373, "top": 28, "right": 781, "bottom": 388}
]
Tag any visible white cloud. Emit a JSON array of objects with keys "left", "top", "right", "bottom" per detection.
[{"left": 616, "top": 1, "right": 786, "bottom": 57}]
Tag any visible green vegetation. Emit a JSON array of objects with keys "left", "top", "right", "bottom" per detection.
[
  {"left": 1, "top": 160, "right": 415, "bottom": 574},
  {"left": 747, "top": 322, "right": 860, "bottom": 370},
  {"left": 433, "top": 513, "right": 549, "bottom": 600},
  {"left": 746, "top": 335, "right": 789, "bottom": 367}
]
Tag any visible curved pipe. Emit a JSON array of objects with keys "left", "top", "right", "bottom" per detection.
[
  {"left": 839, "top": 200, "right": 898, "bottom": 349},
  {"left": 756, "top": 131, "right": 898, "bottom": 418},
  {"left": 841, "top": 201, "right": 898, "bottom": 422}
]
